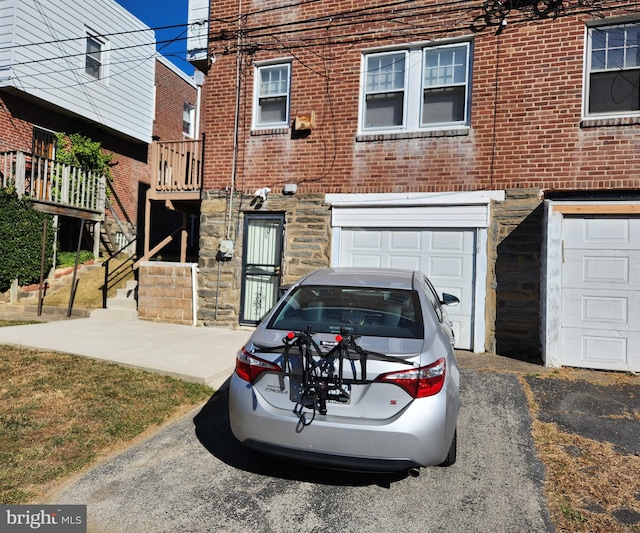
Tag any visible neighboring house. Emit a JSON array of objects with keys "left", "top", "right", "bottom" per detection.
[
  {"left": 0, "top": 0, "right": 154, "bottom": 255},
  {"left": 0, "top": 0, "right": 201, "bottom": 266},
  {"left": 145, "top": 56, "right": 201, "bottom": 263},
  {"left": 188, "top": 0, "right": 640, "bottom": 373}
]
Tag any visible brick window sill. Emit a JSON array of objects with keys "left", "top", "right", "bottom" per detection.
[
  {"left": 581, "top": 116, "right": 640, "bottom": 128},
  {"left": 250, "top": 127, "right": 290, "bottom": 136},
  {"left": 356, "top": 127, "right": 470, "bottom": 142}
]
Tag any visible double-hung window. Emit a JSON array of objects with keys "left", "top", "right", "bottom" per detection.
[
  {"left": 254, "top": 63, "right": 291, "bottom": 129},
  {"left": 361, "top": 42, "right": 471, "bottom": 132},
  {"left": 183, "top": 103, "right": 195, "bottom": 137},
  {"left": 586, "top": 23, "right": 640, "bottom": 116},
  {"left": 85, "top": 33, "right": 106, "bottom": 81}
]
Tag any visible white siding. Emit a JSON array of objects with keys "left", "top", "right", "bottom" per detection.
[{"left": 0, "top": 0, "right": 154, "bottom": 143}]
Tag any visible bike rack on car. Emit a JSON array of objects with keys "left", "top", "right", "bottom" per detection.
[{"left": 274, "top": 326, "right": 415, "bottom": 428}]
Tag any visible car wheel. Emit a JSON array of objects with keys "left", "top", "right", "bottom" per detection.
[{"left": 439, "top": 429, "right": 457, "bottom": 467}]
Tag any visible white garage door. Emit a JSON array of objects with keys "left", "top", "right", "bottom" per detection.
[
  {"left": 561, "top": 217, "right": 640, "bottom": 371},
  {"left": 339, "top": 228, "right": 475, "bottom": 350}
]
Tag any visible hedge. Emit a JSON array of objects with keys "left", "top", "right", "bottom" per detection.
[{"left": 0, "top": 188, "right": 54, "bottom": 293}]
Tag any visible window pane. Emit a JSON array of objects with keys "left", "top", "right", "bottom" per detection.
[
  {"left": 592, "top": 29, "right": 606, "bottom": 50},
  {"left": 366, "top": 53, "right": 405, "bottom": 93},
  {"left": 422, "top": 86, "right": 466, "bottom": 124},
  {"left": 609, "top": 48, "right": 624, "bottom": 69},
  {"left": 86, "top": 36, "right": 101, "bottom": 79},
  {"left": 589, "top": 70, "right": 640, "bottom": 113},
  {"left": 260, "top": 66, "right": 288, "bottom": 97},
  {"left": 592, "top": 49, "right": 606, "bottom": 70},
  {"left": 423, "top": 45, "right": 467, "bottom": 88},
  {"left": 259, "top": 96, "right": 287, "bottom": 124},
  {"left": 365, "top": 92, "right": 404, "bottom": 128}
]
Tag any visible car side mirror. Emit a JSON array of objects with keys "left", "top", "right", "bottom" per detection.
[{"left": 441, "top": 293, "right": 460, "bottom": 306}]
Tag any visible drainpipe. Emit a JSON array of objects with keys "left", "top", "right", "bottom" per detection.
[{"left": 191, "top": 262, "right": 198, "bottom": 327}]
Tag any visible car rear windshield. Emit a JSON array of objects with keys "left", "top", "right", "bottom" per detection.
[{"left": 268, "top": 285, "right": 424, "bottom": 339}]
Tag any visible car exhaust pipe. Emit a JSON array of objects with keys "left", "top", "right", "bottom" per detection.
[{"left": 408, "top": 467, "right": 420, "bottom": 478}]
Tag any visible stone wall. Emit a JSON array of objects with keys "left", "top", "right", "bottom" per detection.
[
  {"left": 197, "top": 192, "right": 331, "bottom": 327},
  {"left": 487, "top": 189, "right": 544, "bottom": 360},
  {"left": 138, "top": 262, "right": 197, "bottom": 325}
]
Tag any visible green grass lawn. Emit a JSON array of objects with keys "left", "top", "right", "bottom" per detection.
[{"left": 0, "top": 343, "right": 213, "bottom": 504}]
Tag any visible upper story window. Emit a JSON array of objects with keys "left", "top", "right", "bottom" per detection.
[
  {"left": 254, "top": 63, "right": 291, "bottom": 129},
  {"left": 361, "top": 41, "right": 471, "bottom": 133},
  {"left": 586, "top": 23, "right": 640, "bottom": 116},
  {"left": 183, "top": 103, "right": 195, "bottom": 137},
  {"left": 85, "top": 33, "right": 106, "bottom": 80}
]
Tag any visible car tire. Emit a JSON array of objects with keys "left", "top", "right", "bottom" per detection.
[{"left": 439, "top": 429, "right": 457, "bottom": 467}]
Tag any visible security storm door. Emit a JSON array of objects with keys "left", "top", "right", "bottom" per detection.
[{"left": 240, "top": 214, "right": 284, "bottom": 324}]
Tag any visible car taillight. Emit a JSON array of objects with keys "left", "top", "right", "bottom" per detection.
[
  {"left": 235, "top": 347, "right": 282, "bottom": 383},
  {"left": 375, "top": 358, "right": 446, "bottom": 398}
]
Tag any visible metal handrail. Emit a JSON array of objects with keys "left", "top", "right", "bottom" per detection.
[{"left": 101, "top": 236, "right": 138, "bottom": 309}]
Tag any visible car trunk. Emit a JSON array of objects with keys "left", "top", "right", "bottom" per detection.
[{"left": 249, "top": 331, "right": 426, "bottom": 420}]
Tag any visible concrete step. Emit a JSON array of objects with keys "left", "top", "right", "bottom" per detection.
[
  {"left": 90, "top": 307, "right": 138, "bottom": 321},
  {"left": 89, "top": 279, "right": 138, "bottom": 321}
]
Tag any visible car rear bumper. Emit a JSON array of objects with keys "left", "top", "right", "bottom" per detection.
[
  {"left": 228, "top": 373, "right": 457, "bottom": 469},
  {"left": 242, "top": 439, "right": 421, "bottom": 472}
]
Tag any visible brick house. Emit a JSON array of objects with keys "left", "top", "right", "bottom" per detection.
[
  {"left": 188, "top": 0, "right": 640, "bottom": 372},
  {"left": 0, "top": 0, "right": 201, "bottom": 263}
]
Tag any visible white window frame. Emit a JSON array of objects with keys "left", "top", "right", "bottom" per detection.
[
  {"left": 584, "top": 22, "right": 640, "bottom": 118},
  {"left": 253, "top": 62, "right": 291, "bottom": 129},
  {"left": 85, "top": 31, "right": 108, "bottom": 82},
  {"left": 360, "top": 41, "right": 471, "bottom": 134},
  {"left": 183, "top": 102, "right": 195, "bottom": 137}
]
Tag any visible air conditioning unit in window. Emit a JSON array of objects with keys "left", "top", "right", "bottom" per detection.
[{"left": 294, "top": 111, "right": 316, "bottom": 131}]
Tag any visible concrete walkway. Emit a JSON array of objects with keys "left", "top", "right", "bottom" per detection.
[{"left": 0, "top": 318, "right": 253, "bottom": 389}]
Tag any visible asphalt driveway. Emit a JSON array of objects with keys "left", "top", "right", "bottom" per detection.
[{"left": 46, "top": 370, "right": 554, "bottom": 533}]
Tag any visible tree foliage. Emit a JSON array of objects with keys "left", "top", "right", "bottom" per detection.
[{"left": 0, "top": 188, "right": 54, "bottom": 293}]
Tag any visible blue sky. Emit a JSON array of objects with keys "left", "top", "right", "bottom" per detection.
[{"left": 115, "top": 0, "right": 194, "bottom": 75}]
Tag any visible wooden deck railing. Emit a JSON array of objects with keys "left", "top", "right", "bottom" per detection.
[
  {"left": 0, "top": 150, "right": 106, "bottom": 214},
  {"left": 150, "top": 139, "right": 203, "bottom": 193}
]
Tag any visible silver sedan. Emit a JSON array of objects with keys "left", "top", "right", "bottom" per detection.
[{"left": 228, "top": 267, "right": 460, "bottom": 476}]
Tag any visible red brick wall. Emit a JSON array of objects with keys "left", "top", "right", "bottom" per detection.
[
  {"left": 153, "top": 60, "right": 198, "bottom": 142},
  {"left": 199, "top": 1, "right": 640, "bottom": 195}
]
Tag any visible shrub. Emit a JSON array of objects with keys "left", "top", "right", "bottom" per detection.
[
  {"left": 0, "top": 188, "right": 54, "bottom": 292},
  {"left": 56, "top": 250, "right": 94, "bottom": 268}
]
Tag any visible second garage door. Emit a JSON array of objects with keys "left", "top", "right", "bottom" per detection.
[
  {"left": 339, "top": 228, "right": 475, "bottom": 350},
  {"left": 561, "top": 216, "right": 640, "bottom": 372}
]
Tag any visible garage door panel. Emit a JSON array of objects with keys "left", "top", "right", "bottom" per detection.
[
  {"left": 563, "top": 217, "right": 640, "bottom": 249},
  {"left": 562, "top": 250, "right": 640, "bottom": 289},
  {"left": 348, "top": 255, "right": 382, "bottom": 267},
  {"left": 561, "top": 328, "right": 636, "bottom": 371},
  {"left": 430, "top": 256, "right": 465, "bottom": 279},
  {"left": 389, "top": 231, "right": 425, "bottom": 251},
  {"left": 389, "top": 255, "right": 421, "bottom": 270},
  {"left": 561, "top": 289, "right": 633, "bottom": 329},
  {"left": 340, "top": 228, "right": 475, "bottom": 350}
]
